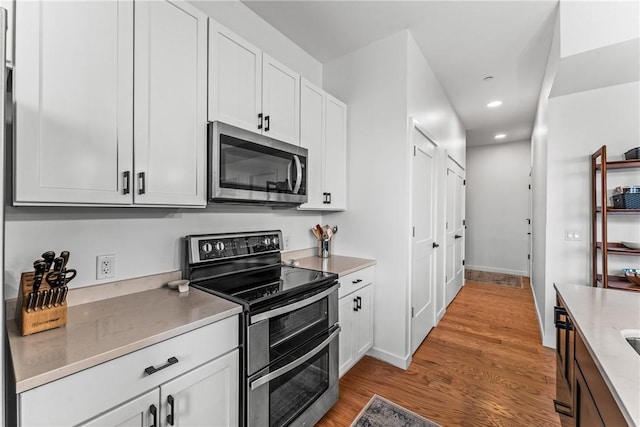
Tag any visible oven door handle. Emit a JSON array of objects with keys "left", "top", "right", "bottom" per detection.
[
  {"left": 249, "top": 325, "right": 341, "bottom": 391},
  {"left": 250, "top": 283, "right": 339, "bottom": 324}
]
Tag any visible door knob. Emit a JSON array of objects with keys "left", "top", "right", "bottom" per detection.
[
  {"left": 454, "top": 234, "right": 462, "bottom": 239},
  {"left": 432, "top": 242, "right": 440, "bottom": 248}
]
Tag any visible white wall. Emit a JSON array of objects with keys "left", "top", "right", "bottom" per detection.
[
  {"left": 322, "top": 30, "right": 465, "bottom": 369},
  {"left": 322, "top": 31, "right": 410, "bottom": 368},
  {"left": 559, "top": 0, "right": 639, "bottom": 57},
  {"left": 543, "top": 81, "right": 640, "bottom": 344},
  {"left": 466, "top": 140, "right": 531, "bottom": 276},
  {"left": 189, "top": 0, "right": 322, "bottom": 87},
  {"left": 531, "top": 0, "right": 640, "bottom": 347}
]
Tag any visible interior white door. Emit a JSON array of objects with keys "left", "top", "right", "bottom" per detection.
[
  {"left": 262, "top": 54, "right": 300, "bottom": 145},
  {"left": 445, "top": 157, "right": 465, "bottom": 307},
  {"left": 410, "top": 124, "right": 437, "bottom": 354},
  {"left": 160, "top": 350, "right": 239, "bottom": 427},
  {"left": 134, "top": 0, "right": 207, "bottom": 206}
]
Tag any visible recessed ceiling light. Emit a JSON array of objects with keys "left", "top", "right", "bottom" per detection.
[
  {"left": 487, "top": 100, "right": 503, "bottom": 108},
  {"left": 483, "top": 76, "right": 494, "bottom": 81},
  {"left": 494, "top": 133, "right": 507, "bottom": 139}
]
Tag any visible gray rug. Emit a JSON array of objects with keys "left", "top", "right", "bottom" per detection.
[{"left": 351, "top": 395, "right": 441, "bottom": 427}]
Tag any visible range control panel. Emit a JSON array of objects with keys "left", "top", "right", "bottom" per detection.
[{"left": 188, "top": 231, "right": 282, "bottom": 263}]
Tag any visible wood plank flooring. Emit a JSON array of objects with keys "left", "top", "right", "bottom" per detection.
[{"left": 317, "top": 279, "right": 561, "bottom": 427}]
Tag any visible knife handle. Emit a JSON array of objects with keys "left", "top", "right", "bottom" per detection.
[
  {"left": 42, "top": 251, "right": 56, "bottom": 271},
  {"left": 60, "top": 251, "right": 70, "bottom": 269}
]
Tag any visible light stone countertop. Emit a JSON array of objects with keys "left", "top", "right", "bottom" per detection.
[
  {"left": 292, "top": 254, "right": 376, "bottom": 276},
  {"left": 7, "top": 285, "right": 242, "bottom": 393},
  {"left": 555, "top": 283, "right": 640, "bottom": 427}
]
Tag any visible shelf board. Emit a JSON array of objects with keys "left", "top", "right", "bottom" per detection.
[
  {"left": 595, "top": 242, "right": 640, "bottom": 255},
  {"left": 595, "top": 207, "right": 640, "bottom": 214},
  {"left": 595, "top": 159, "right": 640, "bottom": 170},
  {"left": 596, "top": 274, "right": 640, "bottom": 292}
]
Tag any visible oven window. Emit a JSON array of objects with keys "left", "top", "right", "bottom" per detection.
[
  {"left": 270, "top": 298, "right": 328, "bottom": 359},
  {"left": 270, "top": 346, "right": 329, "bottom": 427},
  {"left": 220, "top": 134, "right": 306, "bottom": 195}
]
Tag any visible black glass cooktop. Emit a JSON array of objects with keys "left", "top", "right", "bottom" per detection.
[{"left": 192, "top": 265, "right": 337, "bottom": 310}]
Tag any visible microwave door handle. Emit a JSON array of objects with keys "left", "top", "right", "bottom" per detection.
[
  {"left": 287, "top": 160, "right": 293, "bottom": 192},
  {"left": 249, "top": 325, "right": 341, "bottom": 391},
  {"left": 250, "top": 284, "right": 339, "bottom": 324},
  {"left": 292, "top": 155, "right": 302, "bottom": 194}
]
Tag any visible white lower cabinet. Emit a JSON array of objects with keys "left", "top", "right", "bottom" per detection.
[
  {"left": 18, "top": 316, "right": 239, "bottom": 427},
  {"left": 338, "top": 267, "right": 374, "bottom": 377},
  {"left": 81, "top": 352, "right": 238, "bottom": 427}
]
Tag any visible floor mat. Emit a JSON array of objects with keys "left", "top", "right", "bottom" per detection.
[
  {"left": 465, "top": 269, "right": 523, "bottom": 288},
  {"left": 351, "top": 395, "right": 441, "bottom": 427}
]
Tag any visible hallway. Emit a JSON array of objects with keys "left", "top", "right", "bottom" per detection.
[{"left": 317, "top": 279, "right": 561, "bottom": 426}]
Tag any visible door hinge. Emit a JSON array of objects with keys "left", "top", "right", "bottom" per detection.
[
  {"left": 462, "top": 260, "right": 465, "bottom": 266},
  {"left": 411, "top": 307, "right": 415, "bottom": 318},
  {"left": 528, "top": 184, "right": 531, "bottom": 189},
  {"left": 462, "top": 219, "right": 466, "bottom": 226},
  {"left": 528, "top": 254, "right": 531, "bottom": 260},
  {"left": 463, "top": 179, "right": 466, "bottom": 185},
  {"left": 445, "top": 275, "right": 447, "bottom": 282},
  {"left": 446, "top": 221, "right": 448, "bottom": 230},
  {"left": 412, "top": 226, "right": 415, "bottom": 237},
  {"left": 413, "top": 146, "right": 416, "bottom": 156}
]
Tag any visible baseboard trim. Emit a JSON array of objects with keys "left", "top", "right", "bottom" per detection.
[
  {"left": 466, "top": 265, "right": 528, "bottom": 277},
  {"left": 529, "top": 278, "right": 555, "bottom": 348},
  {"left": 366, "top": 347, "right": 411, "bottom": 370}
]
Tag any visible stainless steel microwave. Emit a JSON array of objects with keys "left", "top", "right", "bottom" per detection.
[{"left": 208, "top": 122, "right": 308, "bottom": 205}]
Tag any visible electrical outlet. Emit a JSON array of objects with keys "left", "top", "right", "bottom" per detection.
[
  {"left": 96, "top": 255, "right": 116, "bottom": 279},
  {"left": 284, "top": 236, "right": 291, "bottom": 250}
]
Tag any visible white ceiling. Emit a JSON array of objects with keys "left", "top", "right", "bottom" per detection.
[{"left": 241, "top": 0, "right": 558, "bottom": 147}]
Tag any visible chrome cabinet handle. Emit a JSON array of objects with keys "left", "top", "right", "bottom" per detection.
[
  {"left": 249, "top": 326, "right": 341, "bottom": 391},
  {"left": 250, "top": 284, "right": 339, "bottom": 324}
]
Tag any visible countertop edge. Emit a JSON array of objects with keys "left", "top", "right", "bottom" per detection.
[{"left": 293, "top": 254, "right": 377, "bottom": 276}]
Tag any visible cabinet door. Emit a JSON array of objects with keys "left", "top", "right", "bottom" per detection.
[
  {"left": 323, "top": 95, "right": 347, "bottom": 210},
  {"left": 262, "top": 54, "right": 300, "bottom": 145},
  {"left": 133, "top": 0, "right": 206, "bottom": 206},
  {"left": 160, "top": 350, "right": 239, "bottom": 427},
  {"left": 574, "top": 365, "right": 605, "bottom": 427},
  {"left": 299, "top": 78, "right": 325, "bottom": 208},
  {"left": 14, "top": 0, "right": 134, "bottom": 205},
  {"left": 338, "top": 295, "right": 356, "bottom": 378},
  {"left": 80, "top": 389, "right": 159, "bottom": 427},
  {"left": 354, "top": 285, "right": 374, "bottom": 358},
  {"left": 209, "top": 20, "right": 262, "bottom": 134}
]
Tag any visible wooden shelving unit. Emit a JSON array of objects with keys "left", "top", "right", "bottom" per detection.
[{"left": 591, "top": 145, "right": 640, "bottom": 292}]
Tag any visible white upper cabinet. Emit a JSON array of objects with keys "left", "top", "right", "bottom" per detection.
[
  {"left": 299, "top": 79, "right": 325, "bottom": 207},
  {"left": 14, "top": 0, "right": 134, "bottom": 205},
  {"left": 134, "top": 0, "right": 207, "bottom": 206},
  {"left": 208, "top": 21, "right": 300, "bottom": 145},
  {"left": 262, "top": 53, "right": 300, "bottom": 145},
  {"left": 209, "top": 19, "right": 262, "bottom": 133},
  {"left": 299, "top": 79, "right": 347, "bottom": 210},
  {"left": 323, "top": 94, "right": 347, "bottom": 209},
  {"left": 14, "top": 0, "right": 207, "bottom": 207}
]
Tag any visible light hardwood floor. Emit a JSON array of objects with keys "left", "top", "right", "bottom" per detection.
[{"left": 317, "top": 279, "right": 561, "bottom": 427}]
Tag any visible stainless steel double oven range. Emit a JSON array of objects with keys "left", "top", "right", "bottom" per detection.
[{"left": 184, "top": 231, "right": 340, "bottom": 427}]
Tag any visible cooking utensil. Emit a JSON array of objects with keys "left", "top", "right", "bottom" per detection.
[
  {"left": 332, "top": 225, "right": 338, "bottom": 235},
  {"left": 41, "top": 251, "right": 56, "bottom": 271},
  {"left": 315, "top": 224, "right": 324, "bottom": 239}
]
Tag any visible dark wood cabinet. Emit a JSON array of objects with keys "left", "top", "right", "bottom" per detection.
[{"left": 555, "top": 292, "right": 628, "bottom": 427}]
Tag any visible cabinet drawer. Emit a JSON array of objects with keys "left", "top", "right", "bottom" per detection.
[
  {"left": 19, "top": 315, "right": 238, "bottom": 426},
  {"left": 339, "top": 267, "right": 374, "bottom": 298}
]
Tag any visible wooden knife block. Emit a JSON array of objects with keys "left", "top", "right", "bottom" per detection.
[{"left": 15, "top": 271, "right": 67, "bottom": 336}]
